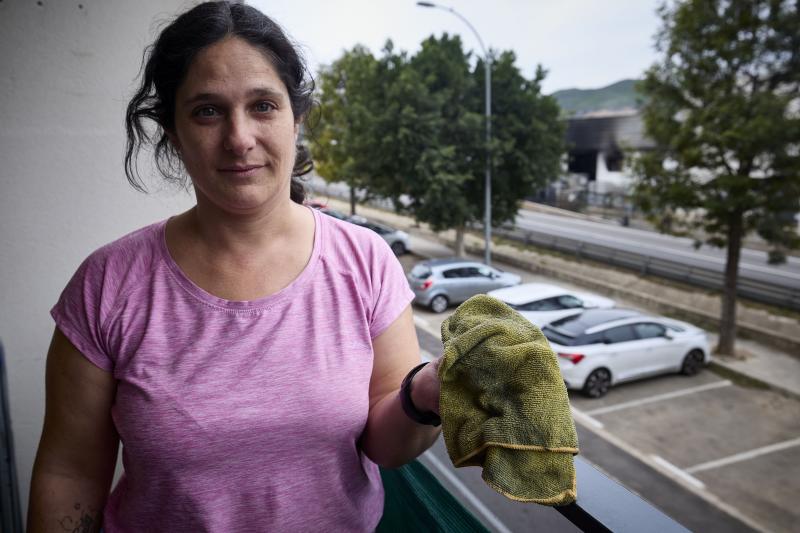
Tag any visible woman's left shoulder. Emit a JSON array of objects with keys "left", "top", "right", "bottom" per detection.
[{"left": 318, "top": 212, "right": 393, "bottom": 259}]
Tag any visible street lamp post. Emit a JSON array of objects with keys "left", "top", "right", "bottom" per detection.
[{"left": 416, "top": 1, "right": 492, "bottom": 266}]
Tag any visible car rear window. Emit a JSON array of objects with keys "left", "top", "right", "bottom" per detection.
[
  {"left": 442, "top": 268, "right": 462, "bottom": 279},
  {"left": 410, "top": 265, "right": 432, "bottom": 279},
  {"left": 542, "top": 325, "right": 575, "bottom": 346},
  {"left": 543, "top": 326, "right": 604, "bottom": 347}
]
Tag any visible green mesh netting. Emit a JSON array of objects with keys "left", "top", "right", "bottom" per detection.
[{"left": 377, "top": 460, "right": 490, "bottom": 533}]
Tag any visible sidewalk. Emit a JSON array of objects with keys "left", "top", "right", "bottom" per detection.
[{"left": 323, "top": 197, "right": 800, "bottom": 401}]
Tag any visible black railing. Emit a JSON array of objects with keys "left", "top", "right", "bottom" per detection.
[
  {"left": 0, "top": 341, "right": 23, "bottom": 533},
  {"left": 556, "top": 457, "right": 688, "bottom": 532}
]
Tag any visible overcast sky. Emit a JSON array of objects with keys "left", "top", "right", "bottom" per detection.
[{"left": 249, "top": 0, "right": 663, "bottom": 95}]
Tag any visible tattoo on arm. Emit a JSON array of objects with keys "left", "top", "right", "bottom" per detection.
[{"left": 59, "top": 503, "right": 100, "bottom": 533}]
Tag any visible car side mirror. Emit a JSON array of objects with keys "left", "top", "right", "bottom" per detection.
[{"left": 664, "top": 330, "right": 674, "bottom": 340}]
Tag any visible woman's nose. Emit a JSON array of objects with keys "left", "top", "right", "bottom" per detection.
[{"left": 223, "top": 111, "right": 256, "bottom": 156}]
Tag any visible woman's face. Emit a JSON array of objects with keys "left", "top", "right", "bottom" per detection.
[{"left": 170, "top": 37, "right": 299, "bottom": 215}]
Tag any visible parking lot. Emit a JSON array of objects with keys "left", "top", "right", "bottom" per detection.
[{"left": 400, "top": 251, "right": 800, "bottom": 532}]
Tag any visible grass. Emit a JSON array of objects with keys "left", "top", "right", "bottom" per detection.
[{"left": 708, "top": 363, "right": 771, "bottom": 392}]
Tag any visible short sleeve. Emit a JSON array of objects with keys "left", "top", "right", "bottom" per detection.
[
  {"left": 367, "top": 240, "right": 415, "bottom": 339},
  {"left": 50, "top": 253, "right": 115, "bottom": 371}
]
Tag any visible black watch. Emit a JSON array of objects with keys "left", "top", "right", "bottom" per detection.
[{"left": 400, "top": 362, "right": 441, "bottom": 426}]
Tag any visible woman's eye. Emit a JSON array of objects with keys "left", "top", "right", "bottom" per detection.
[
  {"left": 255, "top": 101, "right": 275, "bottom": 113},
  {"left": 194, "top": 106, "right": 218, "bottom": 118}
]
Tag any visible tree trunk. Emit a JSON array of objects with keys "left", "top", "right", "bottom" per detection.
[
  {"left": 454, "top": 225, "right": 466, "bottom": 257},
  {"left": 349, "top": 185, "right": 356, "bottom": 216},
  {"left": 717, "top": 211, "right": 743, "bottom": 355}
]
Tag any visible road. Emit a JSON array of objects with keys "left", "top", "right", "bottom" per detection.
[
  {"left": 513, "top": 210, "right": 800, "bottom": 290},
  {"left": 399, "top": 252, "right": 800, "bottom": 533}
]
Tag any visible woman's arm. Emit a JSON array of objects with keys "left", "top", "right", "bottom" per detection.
[
  {"left": 360, "top": 305, "right": 441, "bottom": 468},
  {"left": 28, "top": 328, "right": 119, "bottom": 533}
]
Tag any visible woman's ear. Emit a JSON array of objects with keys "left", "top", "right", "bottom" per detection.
[{"left": 166, "top": 130, "right": 182, "bottom": 154}]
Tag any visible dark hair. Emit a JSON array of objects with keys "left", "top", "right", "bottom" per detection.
[{"left": 125, "top": 1, "right": 314, "bottom": 203}]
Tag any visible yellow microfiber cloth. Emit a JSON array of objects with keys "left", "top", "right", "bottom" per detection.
[{"left": 438, "top": 294, "right": 579, "bottom": 505}]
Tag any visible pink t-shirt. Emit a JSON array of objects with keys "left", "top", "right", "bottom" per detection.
[{"left": 51, "top": 208, "right": 414, "bottom": 532}]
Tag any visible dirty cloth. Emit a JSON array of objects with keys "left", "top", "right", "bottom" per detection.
[{"left": 439, "top": 294, "right": 578, "bottom": 505}]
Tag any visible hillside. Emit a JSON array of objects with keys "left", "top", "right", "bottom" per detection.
[{"left": 551, "top": 79, "right": 642, "bottom": 115}]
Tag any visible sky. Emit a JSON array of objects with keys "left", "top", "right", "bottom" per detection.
[{"left": 249, "top": 0, "right": 664, "bottom": 95}]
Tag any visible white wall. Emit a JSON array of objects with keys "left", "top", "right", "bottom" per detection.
[
  {"left": 0, "top": 0, "right": 193, "bottom": 518},
  {"left": 594, "top": 151, "right": 634, "bottom": 194}
]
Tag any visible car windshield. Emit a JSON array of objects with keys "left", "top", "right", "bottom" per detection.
[{"left": 549, "top": 309, "right": 639, "bottom": 334}]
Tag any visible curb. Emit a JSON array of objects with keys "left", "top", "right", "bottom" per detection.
[{"left": 707, "top": 360, "right": 800, "bottom": 402}]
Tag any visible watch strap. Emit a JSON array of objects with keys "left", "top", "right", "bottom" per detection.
[{"left": 400, "top": 362, "right": 441, "bottom": 426}]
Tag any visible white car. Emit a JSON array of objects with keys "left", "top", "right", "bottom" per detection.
[
  {"left": 542, "top": 309, "right": 711, "bottom": 398},
  {"left": 488, "top": 283, "right": 615, "bottom": 327}
]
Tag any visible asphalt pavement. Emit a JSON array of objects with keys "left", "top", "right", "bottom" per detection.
[{"left": 513, "top": 208, "right": 800, "bottom": 283}]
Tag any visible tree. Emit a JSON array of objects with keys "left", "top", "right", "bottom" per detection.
[
  {"left": 312, "top": 35, "right": 564, "bottom": 256},
  {"left": 634, "top": 0, "right": 800, "bottom": 355},
  {"left": 313, "top": 45, "right": 384, "bottom": 215},
  {"left": 475, "top": 54, "right": 564, "bottom": 227}
]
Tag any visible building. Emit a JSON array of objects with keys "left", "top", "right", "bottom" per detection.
[{"left": 565, "top": 110, "right": 654, "bottom": 195}]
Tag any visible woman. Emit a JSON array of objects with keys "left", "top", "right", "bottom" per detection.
[{"left": 28, "top": 2, "right": 441, "bottom": 531}]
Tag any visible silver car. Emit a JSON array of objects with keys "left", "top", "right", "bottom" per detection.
[
  {"left": 348, "top": 217, "right": 410, "bottom": 256},
  {"left": 408, "top": 258, "right": 522, "bottom": 313}
]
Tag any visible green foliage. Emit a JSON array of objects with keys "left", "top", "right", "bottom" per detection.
[
  {"left": 310, "top": 34, "right": 564, "bottom": 232},
  {"left": 634, "top": 0, "right": 800, "bottom": 263},
  {"left": 312, "top": 45, "right": 383, "bottom": 197},
  {"left": 634, "top": 0, "right": 799, "bottom": 352}
]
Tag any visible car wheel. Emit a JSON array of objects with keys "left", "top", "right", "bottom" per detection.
[
  {"left": 681, "top": 349, "right": 705, "bottom": 376},
  {"left": 582, "top": 369, "right": 611, "bottom": 398},
  {"left": 430, "top": 294, "right": 449, "bottom": 313},
  {"left": 391, "top": 241, "right": 406, "bottom": 256}
]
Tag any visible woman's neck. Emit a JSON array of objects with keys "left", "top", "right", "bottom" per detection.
[{"left": 191, "top": 199, "right": 297, "bottom": 252}]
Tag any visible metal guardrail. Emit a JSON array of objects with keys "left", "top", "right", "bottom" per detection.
[
  {"left": 308, "top": 180, "right": 800, "bottom": 310},
  {"left": 495, "top": 226, "right": 800, "bottom": 311},
  {"left": 0, "top": 341, "right": 23, "bottom": 533}
]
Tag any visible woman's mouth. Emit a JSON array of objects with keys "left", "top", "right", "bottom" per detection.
[{"left": 219, "top": 164, "right": 264, "bottom": 178}]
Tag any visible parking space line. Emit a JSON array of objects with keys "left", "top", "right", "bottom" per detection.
[
  {"left": 571, "top": 400, "right": 770, "bottom": 533},
  {"left": 571, "top": 406, "right": 605, "bottom": 429},
  {"left": 421, "top": 451, "right": 514, "bottom": 533},
  {"left": 584, "top": 380, "right": 732, "bottom": 416},
  {"left": 686, "top": 437, "right": 800, "bottom": 474},
  {"left": 650, "top": 455, "right": 706, "bottom": 490}
]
